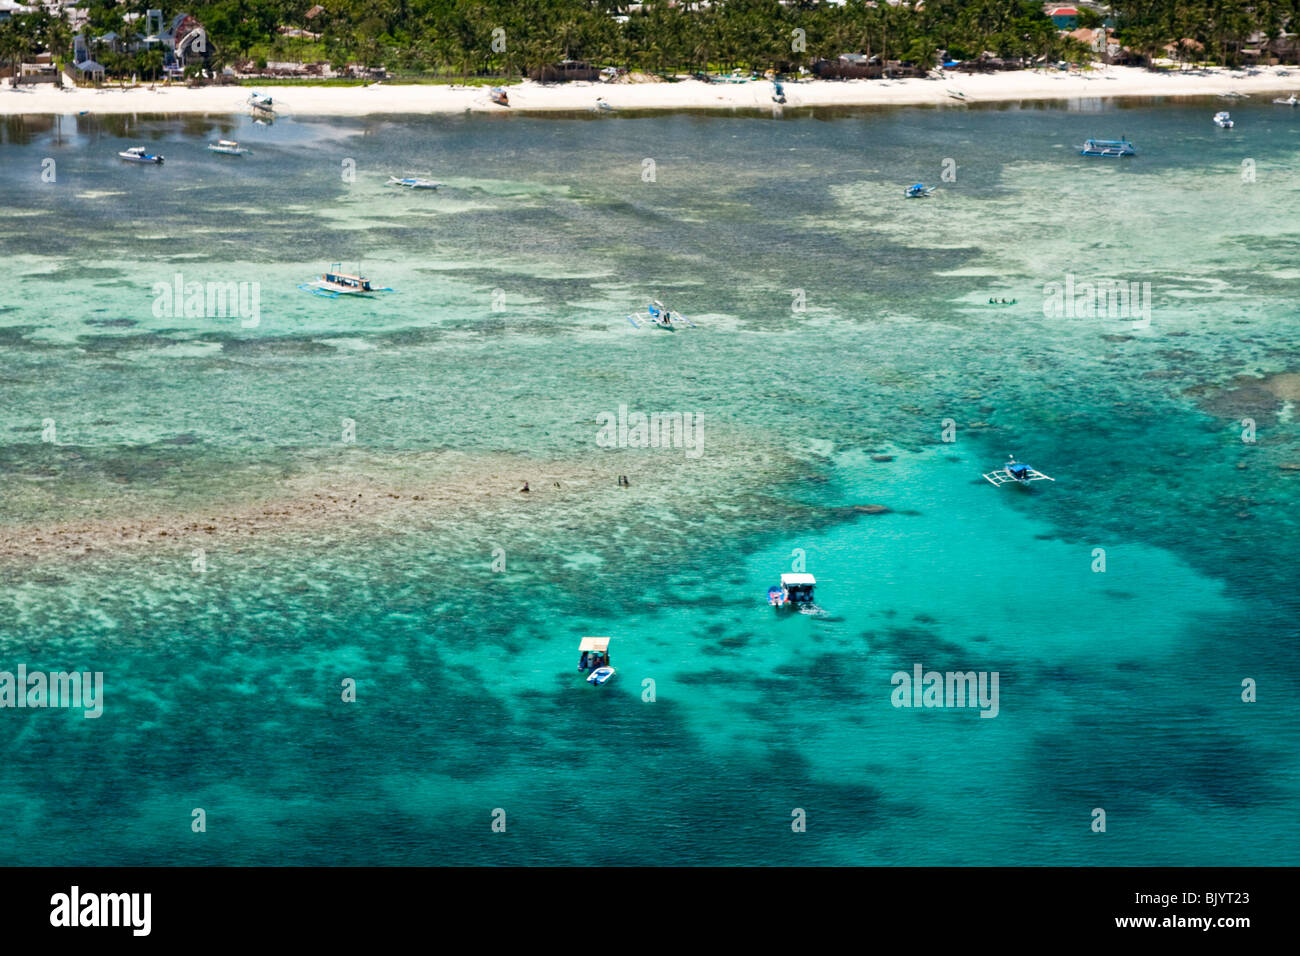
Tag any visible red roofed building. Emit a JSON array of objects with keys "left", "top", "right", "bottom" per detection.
[{"left": 1047, "top": 6, "right": 1079, "bottom": 29}]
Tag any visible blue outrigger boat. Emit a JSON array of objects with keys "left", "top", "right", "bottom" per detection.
[
  {"left": 983, "top": 455, "right": 1054, "bottom": 487},
  {"left": 626, "top": 300, "right": 696, "bottom": 330},
  {"left": 1080, "top": 138, "right": 1136, "bottom": 157},
  {"left": 905, "top": 183, "right": 937, "bottom": 198}
]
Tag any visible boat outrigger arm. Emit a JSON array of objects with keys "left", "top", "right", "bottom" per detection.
[{"left": 983, "top": 455, "right": 1055, "bottom": 486}]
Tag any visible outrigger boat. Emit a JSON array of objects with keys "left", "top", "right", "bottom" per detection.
[
  {"left": 1273, "top": 93, "right": 1299, "bottom": 106},
  {"left": 208, "top": 140, "right": 250, "bottom": 155},
  {"left": 768, "top": 573, "right": 816, "bottom": 609},
  {"left": 625, "top": 300, "right": 696, "bottom": 330},
  {"left": 983, "top": 455, "right": 1055, "bottom": 487},
  {"left": 388, "top": 176, "right": 444, "bottom": 189},
  {"left": 1079, "top": 138, "right": 1136, "bottom": 157},
  {"left": 595, "top": 97, "right": 615, "bottom": 112},
  {"left": 300, "top": 264, "right": 393, "bottom": 298},
  {"left": 248, "top": 91, "right": 275, "bottom": 111},
  {"left": 905, "top": 183, "right": 937, "bottom": 198},
  {"left": 489, "top": 87, "right": 509, "bottom": 106},
  {"left": 1213, "top": 111, "right": 1234, "bottom": 128},
  {"left": 772, "top": 80, "right": 786, "bottom": 104},
  {"left": 577, "top": 636, "right": 615, "bottom": 685},
  {"left": 119, "top": 146, "right": 164, "bottom": 164}
]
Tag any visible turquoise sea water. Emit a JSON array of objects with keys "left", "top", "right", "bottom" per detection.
[{"left": 0, "top": 99, "right": 1297, "bottom": 865}]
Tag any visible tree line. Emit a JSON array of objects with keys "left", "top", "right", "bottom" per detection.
[{"left": 4, "top": 1, "right": 1299, "bottom": 80}]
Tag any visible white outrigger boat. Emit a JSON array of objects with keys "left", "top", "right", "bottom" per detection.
[
  {"left": 1213, "top": 111, "right": 1234, "bottom": 128},
  {"left": 119, "top": 146, "right": 164, "bottom": 164},
  {"left": 208, "top": 140, "right": 250, "bottom": 155},
  {"left": 625, "top": 300, "right": 695, "bottom": 330},
  {"left": 300, "top": 264, "right": 393, "bottom": 298},
  {"left": 248, "top": 91, "right": 275, "bottom": 111},
  {"left": 983, "top": 455, "right": 1055, "bottom": 487},
  {"left": 577, "top": 636, "right": 615, "bottom": 685},
  {"left": 1273, "top": 93, "right": 1299, "bottom": 106},
  {"left": 387, "top": 176, "right": 444, "bottom": 189}
]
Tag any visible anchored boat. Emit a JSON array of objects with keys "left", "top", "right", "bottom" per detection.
[
  {"left": 388, "top": 176, "right": 444, "bottom": 189},
  {"left": 905, "top": 183, "right": 937, "bottom": 198},
  {"left": 208, "top": 140, "right": 250, "bottom": 155},
  {"left": 301, "top": 264, "right": 393, "bottom": 298},
  {"left": 983, "top": 455, "right": 1055, "bottom": 487},
  {"left": 1213, "top": 111, "right": 1234, "bottom": 128},
  {"left": 490, "top": 87, "right": 509, "bottom": 106},
  {"left": 577, "top": 636, "right": 615, "bottom": 685},
  {"left": 1273, "top": 93, "right": 1299, "bottom": 106},
  {"left": 119, "top": 146, "right": 164, "bottom": 164},
  {"left": 626, "top": 300, "right": 696, "bottom": 330},
  {"left": 769, "top": 573, "right": 816, "bottom": 608},
  {"left": 1079, "top": 138, "right": 1136, "bottom": 157}
]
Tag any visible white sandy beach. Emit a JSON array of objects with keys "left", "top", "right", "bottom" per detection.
[{"left": 2, "top": 64, "right": 1299, "bottom": 116}]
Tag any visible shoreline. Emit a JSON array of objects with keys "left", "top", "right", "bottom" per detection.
[{"left": 3, "top": 65, "right": 1298, "bottom": 116}]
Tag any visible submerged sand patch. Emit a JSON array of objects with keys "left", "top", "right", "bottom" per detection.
[{"left": 0, "top": 442, "right": 799, "bottom": 567}]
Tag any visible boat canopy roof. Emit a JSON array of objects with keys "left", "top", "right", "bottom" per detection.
[
  {"left": 578, "top": 636, "right": 611, "bottom": 652},
  {"left": 780, "top": 573, "right": 816, "bottom": 586}
]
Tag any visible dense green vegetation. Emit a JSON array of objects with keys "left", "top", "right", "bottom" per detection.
[{"left": 4, "top": 1, "right": 1299, "bottom": 80}]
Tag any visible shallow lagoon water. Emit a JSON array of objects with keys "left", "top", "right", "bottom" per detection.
[{"left": 0, "top": 100, "right": 1297, "bottom": 864}]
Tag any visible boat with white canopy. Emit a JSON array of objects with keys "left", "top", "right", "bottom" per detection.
[{"left": 577, "top": 636, "right": 615, "bottom": 685}]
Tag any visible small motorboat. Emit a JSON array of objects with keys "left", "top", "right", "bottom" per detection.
[
  {"left": 300, "top": 264, "right": 393, "bottom": 298},
  {"left": 119, "top": 146, "right": 164, "bottom": 164},
  {"left": 1273, "top": 93, "right": 1299, "bottom": 106},
  {"left": 1213, "top": 111, "right": 1234, "bottom": 128},
  {"left": 208, "top": 140, "right": 250, "bottom": 155},
  {"left": 577, "top": 637, "right": 614, "bottom": 685},
  {"left": 905, "top": 183, "right": 936, "bottom": 198},
  {"left": 1079, "top": 138, "right": 1137, "bottom": 157},
  {"left": 626, "top": 300, "right": 695, "bottom": 330},
  {"left": 388, "top": 176, "right": 443, "bottom": 189},
  {"left": 983, "top": 455, "right": 1055, "bottom": 487},
  {"left": 769, "top": 573, "right": 816, "bottom": 608},
  {"left": 489, "top": 87, "right": 509, "bottom": 106}
]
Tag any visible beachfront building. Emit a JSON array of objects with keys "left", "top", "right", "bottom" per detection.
[
  {"left": 72, "top": 9, "right": 213, "bottom": 79},
  {"left": 0, "top": 0, "right": 36, "bottom": 20},
  {"left": 1067, "top": 27, "right": 1136, "bottom": 65},
  {"left": 1046, "top": 7, "right": 1078, "bottom": 30},
  {"left": 1242, "top": 30, "right": 1300, "bottom": 65}
]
